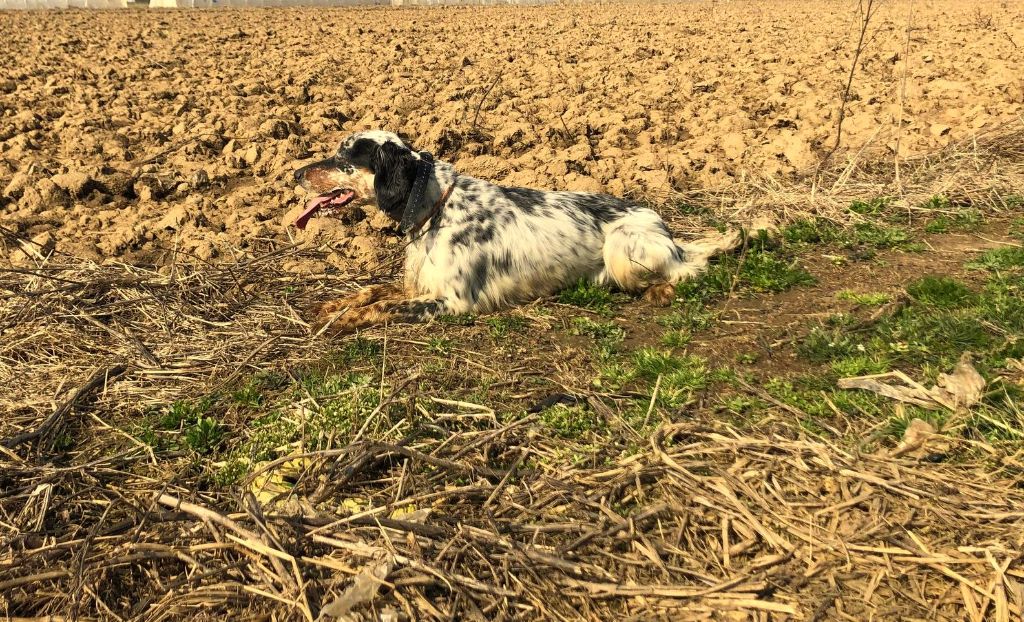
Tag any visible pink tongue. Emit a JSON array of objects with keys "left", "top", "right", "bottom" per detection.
[{"left": 293, "top": 191, "right": 355, "bottom": 230}]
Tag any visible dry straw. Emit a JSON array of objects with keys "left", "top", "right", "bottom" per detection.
[{"left": 2, "top": 125, "right": 1024, "bottom": 620}]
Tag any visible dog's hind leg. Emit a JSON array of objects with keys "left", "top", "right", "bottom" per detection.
[
  {"left": 600, "top": 214, "right": 743, "bottom": 306},
  {"left": 315, "top": 284, "right": 404, "bottom": 318},
  {"left": 315, "top": 297, "right": 449, "bottom": 335}
]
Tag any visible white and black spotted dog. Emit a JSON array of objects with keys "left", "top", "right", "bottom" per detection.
[{"left": 293, "top": 130, "right": 740, "bottom": 333}]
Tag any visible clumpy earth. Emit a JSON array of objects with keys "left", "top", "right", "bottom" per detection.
[{"left": 1, "top": 0, "right": 1022, "bottom": 269}]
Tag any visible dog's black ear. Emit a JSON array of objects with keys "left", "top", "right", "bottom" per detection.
[
  {"left": 372, "top": 141, "right": 419, "bottom": 222},
  {"left": 373, "top": 141, "right": 436, "bottom": 235}
]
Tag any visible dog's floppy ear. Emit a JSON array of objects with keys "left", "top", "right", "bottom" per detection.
[
  {"left": 372, "top": 141, "right": 419, "bottom": 222},
  {"left": 372, "top": 141, "right": 435, "bottom": 235}
]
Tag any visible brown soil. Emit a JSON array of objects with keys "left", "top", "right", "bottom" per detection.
[{"left": 2, "top": 1, "right": 1023, "bottom": 270}]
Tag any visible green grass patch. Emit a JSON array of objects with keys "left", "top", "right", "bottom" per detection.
[
  {"left": 426, "top": 337, "right": 453, "bottom": 355},
  {"left": 851, "top": 222, "right": 913, "bottom": 250},
  {"left": 159, "top": 396, "right": 215, "bottom": 430},
  {"left": 571, "top": 316, "right": 625, "bottom": 360},
  {"left": 213, "top": 371, "right": 388, "bottom": 483},
  {"left": 597, "top": 347, "right": 709, "bottom": 408},
  {"left": 906, "top": 276, "right": 977, "bottom": 308},
  {"left": 659, "top": 303, "right": 716, "bottom": 332},
  {"left": 967, "top": 246, "right": 1024, "bottom": 272},
  {"left": 793, "top": 265, "right": 1024, "bottom": 444},
  {"left": 185, "top": 416, "right": 223, "bottom": 454},
  {"left": 837, "top": 290, "right": 891, "bottom": 306},
  {"left": 558, "top": 279, "right": 617, "bottom": 312},
  {"left": 325, "top": 336, "right": 383, "bottom": 368},
  {"left": 631, "top": 348, "right": 709, "bottom": 407},
  {"left": 485, "top": 314, "right": 527, "bottom": 339},
  {"left": 924, "top": 208, "right": 983, "bottom": 233},
  {"left": 138, "top": 396, "right": 225, "bottom": 455},
  {"left": 675, "top": 238, "right": 814, "bottom": 303},
  {"left": 848, "top": 197, "right": 892, "bottom": 216},
  {"left": 782, "top": 218, "right": 919, "bottom": 252},
  {"left": 538, "top": 404, "right": 601, "bottom": 438},
  {"left": 920, "top": 195, "right": 952, "bottom": 211},
  {"left": 661, "top": 330, "right": 691, "bottom": 348},
  {"left": 831, "top": 354, "right": 890, "bottom": 377}
]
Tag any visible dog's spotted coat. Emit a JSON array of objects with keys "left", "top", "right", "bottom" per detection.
[{"left": 294, "top": 131, "right": 736, "bottom": 333}]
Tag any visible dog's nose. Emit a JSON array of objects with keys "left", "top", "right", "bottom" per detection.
[{"left": 293, "top": 167, "right": 305, "bottom": 182}]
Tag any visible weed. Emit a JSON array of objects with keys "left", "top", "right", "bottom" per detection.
[
  {"left": 661, "top": 330, "right": 691, "bottom": 348},
  {"left": 831, "top": 354, "right": 890, "bottom": 377},
  {"left": 741, "top": 252, "right": 816, "bottom": 292},
  {"left": 675, "top": 243, "right": 813, "bottom": 302},
  {"left": 848, "top": 197, "right": 892, "bottom": 215},
  {"left": 214, "top": 459, "right": 248, "bottom": 486},
  {"left": 160, "top": 397, "right": 215, "bottom": 430},
  {"left": 721, "top": 395, "right": 760, "bottom": 414},
  {"left": 659, "top": 303, "right": 715, "bottom": 332},
  {"left": 632, "top": 348, "right": 694, "bottom": 379},
  {"left": 784, "top": 218, "right": 840, "bottom": 244},
  {"left": 230, "top": 372, "right": 284, "bottom": 409},
  {"left": 329, "top": 336, "right": 383, "bottom": 366},
  {"left": 906, "top": 276, "right": 976, "bottom": 308},
  {"left": 596, "top": 360, "right": 632, "bottom": 389},
  {"left": 571, "top": 316, "right": 624, "bottom": 341},
  {"left": 968, "top": 246, "right": 1024, "bottom": 272},
  {"left": 837, "top": 290, "right": 890, "bottom": 306},
  {"left": 426, "top": 337, "right": 453, "bottom": 355},
  {"left": 571, "top": 316, "right": 625, "bottom": 360},
  {"left": 851, "top": 222, "right": 913, "bottom": 249},
  {"left": 795, "top": 253, "right": 1024, "bottom": 444},
  {"left": 920, "top": 195, "right": 952, "bottom": 211},
  {"left": 485, "top": 315, "right": 527, "bottom": 339},
  {"left": 185, "top": 416, "right": 223, "bottom": 454},
  {"left": 798, "top": 327, "right": 860, "bottom": 362},
  {"left": 924, "top": 208, "right": 982, "bottom": 233},
  {"left": 631, "top": 348, "right": 708, "bottom": 407},
  {"left": 539, "top": 404, "right": 601, "bottom": 438},
  {"left": 558, "top": 279, "right": 616, "bottom": 312}
]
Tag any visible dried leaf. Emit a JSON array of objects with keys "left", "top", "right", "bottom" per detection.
[
  {"left": 319, "top": 556, "right": 394, "bottom": 620},
  {"left": 250, "top": 457, "right": 309, "bottom": 505},
  {"left": 890, "top": 416, "right": 939, "bottom": 458},
  {"left": 839, "top": 352, "right": 986, "bottom": 412},
  {"left": 933, "top": 352, "right": 986, "bottom": 408}
]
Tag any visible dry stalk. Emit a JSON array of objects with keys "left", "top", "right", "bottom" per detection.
[
  {"left": 817, "top": 0, "right": 884, "bottom": 178},
  {"left": 893, "top": 0, "right": 915, "bottom": 190}
]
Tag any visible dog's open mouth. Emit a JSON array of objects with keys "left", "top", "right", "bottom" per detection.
[{"left": 294, "top": 189, "right": 356, "bottom": 230}]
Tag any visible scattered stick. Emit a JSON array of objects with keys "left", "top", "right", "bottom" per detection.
[{"left": 1, "top": 363, "right": 127, "bottom": 449}]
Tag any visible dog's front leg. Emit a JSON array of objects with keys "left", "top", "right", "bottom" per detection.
[
  {"left": 315, "top": 297, "right": 449, "bottom": 335},
  {"left": 315, "top": 284, "right": 404, "bottom": 319}
]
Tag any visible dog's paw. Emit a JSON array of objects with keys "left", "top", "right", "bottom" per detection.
[{"left": 642, "top": 282, "right": 676, "bottom": 307}]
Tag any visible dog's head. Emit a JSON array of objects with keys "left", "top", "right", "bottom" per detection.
[{"left": 292, "top": 130, "right": 432, "bottom": 233}]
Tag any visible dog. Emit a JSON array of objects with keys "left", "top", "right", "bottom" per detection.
[{"left": 293, "top": 130, "right": 741, "bottom": 333}]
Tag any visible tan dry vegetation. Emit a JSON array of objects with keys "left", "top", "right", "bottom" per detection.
[
  {"left": 2, "top": 239, "right": 1024, "bottom": 621},
  {"left": 2, "top": 2, "right": 1024, "bottom": 621}
]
